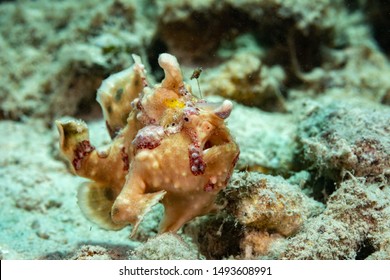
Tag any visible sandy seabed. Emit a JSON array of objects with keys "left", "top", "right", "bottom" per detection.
[{"left": 0, "top": 0, "right": 389, "bottom": 260}]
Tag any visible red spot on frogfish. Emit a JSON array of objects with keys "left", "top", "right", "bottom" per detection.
[
  {"left": 120, "top": 147, "right": 129, "bottom": 171},
  {"left": 132, "top": 125, "right": 164, "bottom": 150},
  {"left": 188, "top": 143, "right": 206, "bottom": 176},
  {"left": 72, "top": 140, "right": 95, "bottom": 170},
  {"left": 204, "top": 180, "right": 215, "bottom": 192}
]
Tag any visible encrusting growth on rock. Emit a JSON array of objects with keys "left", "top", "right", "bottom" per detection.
[{"left": 56, "top": 53, "right": 239, "bottom": 236}]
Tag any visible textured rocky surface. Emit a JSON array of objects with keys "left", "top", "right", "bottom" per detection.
[
  {"left": 0, "top": 0, "right": 389, "bottom": 260},
  {"left": 296, "top": 100, "right": 390, "bottom": 183},
  {"left": 275, "top": 178, "right": 390, "bottom": 260}
]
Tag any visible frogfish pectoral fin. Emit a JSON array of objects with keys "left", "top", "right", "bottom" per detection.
[
  {"left": 77, "top": 181, "right": 126, "bottom": 230},
  {"left": 158, "top": 194, "right": 215, "bottom": 234},
  {"left": 111, "top": 189, "right": 166, "bottom": 237}
]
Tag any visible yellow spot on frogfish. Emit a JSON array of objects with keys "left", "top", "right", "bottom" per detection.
[{"left": 164, "top": 98, "right": 185, "bottom": 109}]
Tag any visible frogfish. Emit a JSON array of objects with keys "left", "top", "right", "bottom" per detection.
[{"left": 56, "top": 53, "right": 239, "bottom": 236}]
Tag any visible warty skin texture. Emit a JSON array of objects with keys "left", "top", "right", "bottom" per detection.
[{"left": 56, "top": 53, "right": 239, "bottom": 236}]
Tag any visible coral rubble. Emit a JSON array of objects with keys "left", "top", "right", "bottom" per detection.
[
  {"left": 1, "top": 0, "right": 390, "bottom": 260},
  {"left": 296, "top": 101, "right": 390, "bottom": 182},
  {"left": 276, "top": 178, "right": 390, "bottom": 259},
  {"left": 183, "top": 171, "right": 324, "bottom": 259},
  {"left": 131, "top": 233, "right": 200, "bottom": 260},
  {"left": 225, "top": 172, "right": 324, "bottom": 237}
]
